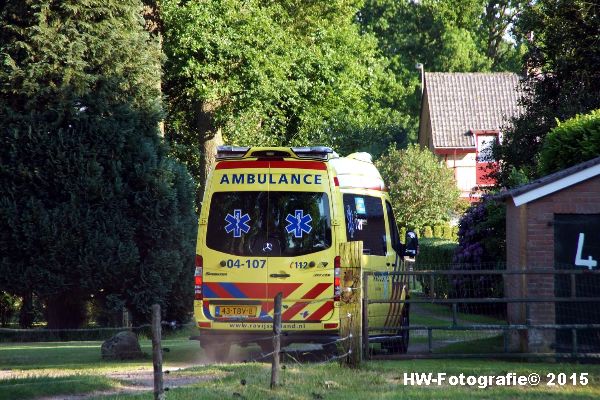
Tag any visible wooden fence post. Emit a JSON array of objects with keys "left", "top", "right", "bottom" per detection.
[
  {"left": 339, "top": 241, "right": 363, "bottom": 367},
  {"left": 362, "top": 273, "right": 369, "bottom": 360},
  {"left": 270, "top": 292, "right": 283, "bottom": 389},
  {"left": 151, "top": 304, "right": 165, "bottom": 400}
]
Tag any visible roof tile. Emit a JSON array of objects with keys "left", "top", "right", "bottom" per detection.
[{"left": 425, "top": 72, "right": 522, "bottom": 148}]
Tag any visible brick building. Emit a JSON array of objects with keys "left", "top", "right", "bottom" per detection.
[{"left": 500, "top": 157, "right": 600, "bottom": 353}]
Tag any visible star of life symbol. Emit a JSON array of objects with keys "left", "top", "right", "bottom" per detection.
[
  {"left": 285, "top": 210, "right": 312, "bottom": 238},
  {"left": 224, "top": 209, "right": 251, "bottom": 238}
]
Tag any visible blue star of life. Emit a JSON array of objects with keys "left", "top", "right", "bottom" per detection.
[
  {"left": 285, "top": 210, "right": 312, "bottom": 238},
  {"left": 225, "top": 209, "right": 251, "bottom": 238}
]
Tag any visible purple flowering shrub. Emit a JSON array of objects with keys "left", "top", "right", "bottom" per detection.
[
  {"left": 451, "top": 195, "right": 506, "bottom": 316},
  {"left": 454, "top": 195, "right": 506, "bottom": 264}
]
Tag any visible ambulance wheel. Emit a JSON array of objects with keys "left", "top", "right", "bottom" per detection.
[
  {"left": 257, "top": 340, "right": 272, "bottom": 354},
  {"left": 201, "top": 341, "right": 230, "bottom": 362},
  {"left": 382, "top": 304, "right": 410, "bottom": 354},
  {"left": 322, "top": 341, "right": 339, "bottom": 358}
]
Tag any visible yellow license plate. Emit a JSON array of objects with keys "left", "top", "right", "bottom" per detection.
[{"left": 215, "top": 306, "right": 257, "bottom": 317}]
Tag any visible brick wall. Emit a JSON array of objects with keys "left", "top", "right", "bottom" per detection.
[{"left": 505, "top": 175, "right": 600, "bottom": 352}]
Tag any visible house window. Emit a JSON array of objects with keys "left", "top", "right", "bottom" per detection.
[
  {"left": 474, "top": 131, "right": 499, "bottom": 186},
  {"left": 476, "top": 135, "right": 497, "bottom": 162}
]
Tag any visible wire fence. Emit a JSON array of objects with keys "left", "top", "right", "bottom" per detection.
[
  {"left": 5, "top": 262, "right": 599, "bottom": 397},
  {"left": 0, "top": 293, "right": 361, "bottom": 399},
  {"left": 365, "top": 264, "right": 600, "bottom": 360},
  {"left": 0, "top": 299, "right": 361, "bottom": 400},
  {"left": 0, "top": 321, "right": 195, "bottom": 343}
]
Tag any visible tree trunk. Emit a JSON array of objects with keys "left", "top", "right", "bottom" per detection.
[
  {"left": 203, "top": 128, "right": 223, "bottom": 185},
  {"left": 195, "top": 100, "right": 223, "bottom": 198},
  {"left": 18, "top": 292, "right": 35, "bottom": 328},
  {"left": 45, "top": 293, "right": 88, "bottom": 329}
]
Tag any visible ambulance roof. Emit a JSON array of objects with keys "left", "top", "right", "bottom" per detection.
[
  {"left": 215, "top": 146, "right": 387, "bottom": 191},
  {"left": 329, "top": 153, "right": 387, "bottom": 191}
]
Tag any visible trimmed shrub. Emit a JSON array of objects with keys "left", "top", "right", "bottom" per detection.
[
  {"left": 539, "top": 109, "right": 600, "bottom": 175},
  {"left": 414, "top": 238, "right": 458, "bottom": 298},
  {"left": 442, "top": 225, "right": 454, "bottom": 240},
  {"left": 433, "top": 225, "right": 444, "bottom": 238},
  {"left": 399, "top": 226, "right": 407, "bottom": 244},
  {"left": 423, "top": 226, "right": 433, "bottom": 238},
  {"left": 415, "top": 238, "right": 458, "bottom": 266}
]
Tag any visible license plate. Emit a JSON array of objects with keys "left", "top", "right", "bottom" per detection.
[{"left": 215, "top": 306, "right": 257, "bottom": 317}]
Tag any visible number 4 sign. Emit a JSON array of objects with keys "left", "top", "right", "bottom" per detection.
[{"left": 575, "top": 233, "right": 597, "bottom": 270}]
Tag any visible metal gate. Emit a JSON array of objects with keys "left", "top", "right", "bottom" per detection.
[{"left": 363, "top": 266, "right": 600, "bottom": 359}]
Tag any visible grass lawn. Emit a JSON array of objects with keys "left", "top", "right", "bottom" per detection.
[
  {"left": 405, "top": 299, "right": 509, "bottom": 345},
  {"left": 0, "top": 337, "right": 203, "bottom": 399},
  {"left": 414, "top": 301, "right": 508, "bottom": 325},
  {"left": 2, "top": 337, "right": 600, "bottom": 399},
  {"left": 93, "top": 359, "right": 600, "bottom": 400},
  {"left": 1, "top": 375, "right": 115, "bottom": 400}
]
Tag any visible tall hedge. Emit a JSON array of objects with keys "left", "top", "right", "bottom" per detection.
[
  {"left": 0, "top": 1, "right": 197, "bottom": 328},
  {"left": 538, "top": 109, "right": 600, "bottom": 175}
]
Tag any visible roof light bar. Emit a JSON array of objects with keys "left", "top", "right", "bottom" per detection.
[
  {"left": 216, "top": 146, "right": 250, "bottom": 160},
  {"left": 291, "top": 146, "right": 334, "bottom": 160},
  {"left": 250, "top": 150, "right": 293, "bottom": 158}
]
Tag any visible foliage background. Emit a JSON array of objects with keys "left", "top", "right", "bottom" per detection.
[
  {"left": 493, "top": 0, "right": 600, "bottom": 186},
  {"left": 3, "top": 0, "right": 596, "bottom": 328}
]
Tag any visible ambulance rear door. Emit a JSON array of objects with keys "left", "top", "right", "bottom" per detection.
[
  {"left": 265, "top": 162, "right": 337, "bottom": 324},
  {"left": 203, "top": 187, "right": 271, "bottom": 322}
]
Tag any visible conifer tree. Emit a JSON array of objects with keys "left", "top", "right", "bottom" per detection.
[{"left": 0, "top": 0, "right": 196, "bottom": 327}]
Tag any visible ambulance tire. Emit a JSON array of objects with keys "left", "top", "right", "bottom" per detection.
[
  {"left": 382, "top": 304, "right": 410, "bottom": 355},
  {"left": 201, "top": 341, "right": 230, "bottom": 362},
  {"left": 257, "top": 340, "right": 272, "bottom": 354},
  {"left": 322, "top": 341, "right": 339, "bottom": 358}
]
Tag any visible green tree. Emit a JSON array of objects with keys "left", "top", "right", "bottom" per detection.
[
  {"left": 0, "top": 0, "right": 197, "bottom": 327},
  {"left": 494, "top": 0, "right": 600, "bottom": 186},
  {"left": 538, "top": 110, "right": 600, "bottom": 176},
  {"left": 375, "top": 144, "right": 460, "bottom": 231},
  {"left": 359, "top": 0, "right": 523, "bottom": 139},
  {"left": 161, "top": 0, "right": 406, "bottom": 202}
]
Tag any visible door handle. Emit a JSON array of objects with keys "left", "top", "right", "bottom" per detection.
[{"left": 270, "top": 273, "right": 291, "bottom": 278}]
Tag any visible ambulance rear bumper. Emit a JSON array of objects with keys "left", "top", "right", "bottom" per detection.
[{"left": 191, "top": 330, "right": 338, "bottom": 346}]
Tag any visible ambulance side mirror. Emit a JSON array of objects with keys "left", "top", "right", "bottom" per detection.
[{"left": 404, "top": 230, "right": 419, "bottom": 257}]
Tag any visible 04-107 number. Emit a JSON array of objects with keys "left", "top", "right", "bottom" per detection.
[{"left": 225, "top": 259, "right": 266, "bottom": 269}]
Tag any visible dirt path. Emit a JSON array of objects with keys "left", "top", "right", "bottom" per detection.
[{"left": 33, "top": 366, "right": 223, "bottom": 400}]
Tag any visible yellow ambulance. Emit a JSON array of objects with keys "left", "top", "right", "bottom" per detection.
[{"left": 193, "top": 146, "right": 409, "bottom": 359}]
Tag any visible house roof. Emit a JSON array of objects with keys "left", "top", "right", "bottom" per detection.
[
  {"left": 424, "top": 72, "right": 522, "bottom": 148},
  {"left": 498, "top": 156, "right": 600, "bottom": 206}
]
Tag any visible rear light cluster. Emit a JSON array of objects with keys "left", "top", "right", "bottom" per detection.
[
  {"left": 334, "top": 256, "right": 341, "bottom": 301},
  {"left": 194, "top": 255, "right": 203, "bottom": 300}
]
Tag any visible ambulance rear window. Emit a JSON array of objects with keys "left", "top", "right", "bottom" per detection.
[{"left": 206, "top": 191, "right": 331, "bottom": 257}]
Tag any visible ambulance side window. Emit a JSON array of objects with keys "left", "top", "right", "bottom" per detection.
[
  {"left": 343, "top": 194, "right": 386, "bottom": 256},
  {"left": 386, "top": 201, "right": 403, "bottom": 254}
]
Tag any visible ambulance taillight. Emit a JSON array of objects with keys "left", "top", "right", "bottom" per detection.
[
  {"left": 334, "top": 256, "right": 341, "bottom": 301},
  {"left": 194, "top": 255, "right": 203, "bottom": 300}
]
